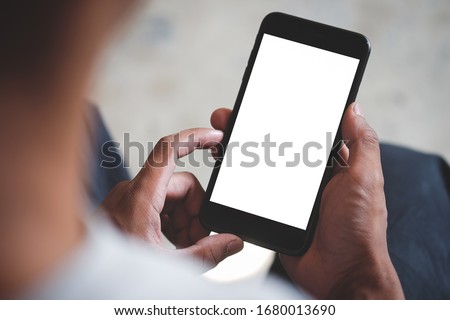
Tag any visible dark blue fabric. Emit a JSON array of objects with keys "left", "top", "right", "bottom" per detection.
[
  {"left": 87, "top": 107, "right": 130, "bottom": 207},
  {"left": 86, "top": 108, "right": 450, "bottom": 299},
  {"left": 270, "top": 144, "right": 450, "bottom": 299},
  {"left": 381, "top": 144, "right": 450, "bottom": 299}
]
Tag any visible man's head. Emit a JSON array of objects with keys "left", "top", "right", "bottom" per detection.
[
  {"left": 0, "top": 0, "right": 140, "bottom": 88},
  {"left": 0, "top": 0, "right": 142, "bottom": 298}
]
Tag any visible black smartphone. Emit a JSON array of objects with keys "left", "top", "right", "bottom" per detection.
[{"left": 200, "top": 12, "right": 370, "bottom": 255}]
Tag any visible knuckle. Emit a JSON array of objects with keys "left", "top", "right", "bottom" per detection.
[
  {"left": 112, "top": 180, "right": 130, "bottom": 193},
  {"left": 197, "top": 243, "right": 224, "bottom": 268},
  {"left": 159, "top": 134, "right": 174, "bottom": 144},
  {"left": 361, "top": 127, "right": 380, "bottom": 148},
  {"left": 349, "top": 169, "right": 384, "bottom": 193},
  {"left": 156, "top": 134, "right": 175, "bottom": 151},
  {"left": 176, "top": 171, "right": 203, "bottom": 189},
  {"left": 185, "top": 172, "right": 201, "bottom": 187},
  {"left": 368, "top": 172, "right": 384, "bottom": 189},
  {"left": 206, "top": 246, "right": 222, "bottom": 267},
  {"left": 373, "top": 169, "right": 385, "bottom": 186},
  {"left": 179, "top": 171, "right": 196, "bottom": 181},
  {"left": 149, "top": 134, "right": 175, "bottom": 162}
]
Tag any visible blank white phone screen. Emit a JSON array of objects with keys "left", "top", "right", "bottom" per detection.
[{"left": 210, "top": 34, "right": 359, "bottom": 230}]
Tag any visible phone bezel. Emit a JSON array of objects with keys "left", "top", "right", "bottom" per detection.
[{"left": 200, "top": 12, "right": 371, "bottom": 255}]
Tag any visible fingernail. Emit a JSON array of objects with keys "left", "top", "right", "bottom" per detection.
[
  {"left": 353, "top": 103, "right": 364, "bottom": 117},
  {"left": 226, "top": 239, "right": 243, "bottom": 255},
  {"left": 211, "top": 130, "right": 224, "bottom": 136}
]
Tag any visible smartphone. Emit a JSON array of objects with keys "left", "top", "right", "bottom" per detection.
[{"left": 200, "top": 12, "right": 370, "bottom": 255}]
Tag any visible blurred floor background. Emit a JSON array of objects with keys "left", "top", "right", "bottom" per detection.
[{"left": 92, "top": 0, "right": 450, "bottom": 282}]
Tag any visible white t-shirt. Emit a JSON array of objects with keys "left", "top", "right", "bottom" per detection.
[{"left": 28, "top": 214, "right": 307, "bottom": 299}]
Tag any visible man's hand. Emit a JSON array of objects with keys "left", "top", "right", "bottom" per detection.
[
  {"left": 210, "top": 105, "right": 404, "bottom": 299},
  {"left": 101, "top": 128, "right": 243, "bottom": 271}
]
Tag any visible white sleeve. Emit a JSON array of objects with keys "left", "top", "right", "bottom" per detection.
[{"left": 28, "top": 214, "right": 308, "bottom": 300}]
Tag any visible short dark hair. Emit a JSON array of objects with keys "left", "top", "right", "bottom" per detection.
[{"left": 0, "top": 1, "right": 78, "bottom": 80}]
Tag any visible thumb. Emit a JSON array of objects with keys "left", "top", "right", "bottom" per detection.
[
  {"left": 342, "top": 103, "right": 383, "bottom": 177},
  {"left": 180, "top": 234, "right": 244, "bottom": 271}
]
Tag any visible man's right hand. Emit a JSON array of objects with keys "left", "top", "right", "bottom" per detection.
[{"left": 211, "top": 104, "right": 404, "bottom": 299}]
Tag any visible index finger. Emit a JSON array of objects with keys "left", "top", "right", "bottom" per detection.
[{"left": 132, "top": 128, "right": 223, "bottom": 201}]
